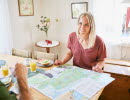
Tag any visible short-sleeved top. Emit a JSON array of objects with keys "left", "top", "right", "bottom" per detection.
[{"left": 67, "top": 32, "right": 107, "bottom": 70}]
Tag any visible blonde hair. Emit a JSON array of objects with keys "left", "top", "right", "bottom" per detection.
[{"left": 77, "top": 12, "right": 96, "bottom": 48}]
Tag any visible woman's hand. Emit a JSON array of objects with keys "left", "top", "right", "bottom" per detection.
[
  {"left": 54, "top": 49, "right": 73, "bottom": 66},
  {"left": 54, "top": 60, "right": 63, "bottom": 65},
  {"left": 92, "top": 65, "right": 103, "bottom": 73},
  {"left": 92, "top": 61, "right": 104, "bottom": 73}
]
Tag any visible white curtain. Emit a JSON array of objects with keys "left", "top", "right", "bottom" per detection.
[
  {"left": 90, "top": 0, "right": 130, "bottom": 59},
  {"left": 92, "top": 0, "right": 124, "bottom": 40},
  {"left": 0, "top": 0, "right": 13, "bottom": 54}
]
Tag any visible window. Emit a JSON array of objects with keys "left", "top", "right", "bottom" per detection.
[{"left": 92, "top": 0, "right": 129, "bottom": 38}]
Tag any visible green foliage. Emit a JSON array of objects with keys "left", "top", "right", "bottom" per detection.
[{"left": 36, "top": 16, "right": 58, "bottom": 37}]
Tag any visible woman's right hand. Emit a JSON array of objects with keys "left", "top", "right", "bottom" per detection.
[{"left": 54, "top": 60, "right": 63, "bottom": 65}]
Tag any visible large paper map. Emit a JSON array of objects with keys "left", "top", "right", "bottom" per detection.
[{"left": 28, "top": 67, "right": 114, "bottom": 100}]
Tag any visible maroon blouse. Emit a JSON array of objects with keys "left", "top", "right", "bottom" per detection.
[{"left": 67, "top": 32, "right": 107, "bottom": 70}]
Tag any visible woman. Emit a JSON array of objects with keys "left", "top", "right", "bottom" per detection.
[{"left": 55, "top": 12, "right": 106, "bottom": 73}]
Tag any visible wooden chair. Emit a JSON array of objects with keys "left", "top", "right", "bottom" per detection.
[
  {"left": 12, "top": 48, "right": 31, "bottom": 58},
  {"left": 33, "top": 51, "right": 57, "bottom": 61}
]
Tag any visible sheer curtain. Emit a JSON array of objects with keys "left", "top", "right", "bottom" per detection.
[
  {"left": 91, "top": 0, "right": 130, "bottom": 59},
  {"left": 92, "top": 0, "right": 124, "bottom": 40},
  {"left": 0, "top": 0, "right": 13, "bottom": 54}
]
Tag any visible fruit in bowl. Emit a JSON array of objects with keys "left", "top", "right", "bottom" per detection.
[
  {"left": 38, "top": 59, "right": 50, "bottom": 65},
  {"left": 45, "top": 40, "right": 52, "bottom": 45}
]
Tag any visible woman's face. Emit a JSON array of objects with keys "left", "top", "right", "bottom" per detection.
[{"left": 78, "top": 16, "right": 91, "bottom": 36}]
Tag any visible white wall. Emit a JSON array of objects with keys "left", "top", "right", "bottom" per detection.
[
  {"left": 8, "top": 0, "right": 43, "bottom": 50},
  {"left": 8, "top": 0, "right": 130, "bottom": 63}
]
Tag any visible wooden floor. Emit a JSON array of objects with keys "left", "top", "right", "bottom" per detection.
[{"left": 99, "top": 74, "right": 130, "bottom": 100}]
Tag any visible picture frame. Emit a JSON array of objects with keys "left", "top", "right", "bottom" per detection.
[
  {"left": 18, "top": 0, "right": 34, "bottom": 16},
  {"left": 71, "top": 2, "right": 88, "bottom": 19}
]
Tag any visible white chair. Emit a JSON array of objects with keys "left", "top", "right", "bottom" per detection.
[
  {"left": 34, "top": 51, "right": 57, "bottom": 61},
  {"left": 12, "top": 48, "right": 31, "bottom": 58}
]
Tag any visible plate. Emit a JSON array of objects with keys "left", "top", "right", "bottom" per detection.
[
  {"left": 0, "top": 68, "right": 12, "bottom": 79},
  {"left": 36, "top": 40, "right": 59, "bottom": 47},
  {"left": 37, "top": 60, "right": 54, "bottom": 67}
]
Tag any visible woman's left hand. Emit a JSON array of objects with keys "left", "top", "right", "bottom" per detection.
[
  {"left": 92, "top": 61, "right": 105, "bottom": 73},
  {"left": 92, "top": 65, "right": 103, "bottom": 73}
]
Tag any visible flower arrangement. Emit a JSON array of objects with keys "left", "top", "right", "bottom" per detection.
[{"left": 36, "top": 16, "right": 58, "bottom": 37}]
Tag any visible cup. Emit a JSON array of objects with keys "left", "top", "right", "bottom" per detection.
[
  {"left": 0, "top": 60, "right": 6, "bottom": 68},
  {"left": 24, "top": 58, "right": 31, "bottom": 66},
  {"left": 1, "top": 65, "right": 9, "bottom": 77},
  {"left": 29, "top": 60, "right": 37, "bottom": 72}
]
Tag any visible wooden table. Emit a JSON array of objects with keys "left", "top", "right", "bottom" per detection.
[
  {"left": 0, "top": 54, "right": 103, "bottom": 100},
  {"left": 36, "top": 40, "right": 60, "bottom": 53}
]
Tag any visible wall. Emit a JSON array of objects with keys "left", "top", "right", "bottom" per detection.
[{"left": 8, "top": 0, "right": 43, "bottom": 50}]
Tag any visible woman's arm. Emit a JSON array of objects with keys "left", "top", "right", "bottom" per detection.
[
  {"left": 92, "top": 60, "right": 105, "bottom": 73},
  {"left": 55, "top": 49, "right": 73, "bottom": 65}
]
